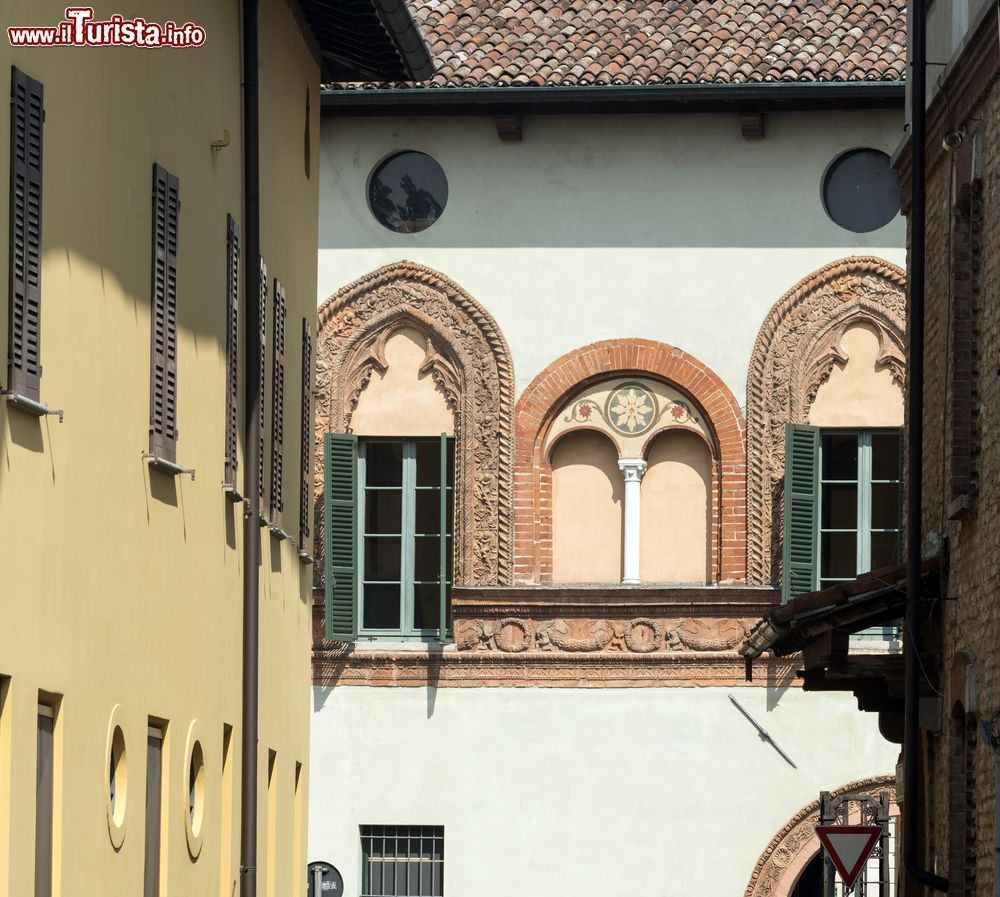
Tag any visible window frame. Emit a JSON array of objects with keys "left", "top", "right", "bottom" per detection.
[
  {"left": 816, "top": 428, "right": 902, "bottom": 590},
  {"left": 357, "top": 437, "right": 453, "bottom": 640}
]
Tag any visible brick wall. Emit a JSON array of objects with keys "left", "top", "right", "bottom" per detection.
[{"left": 917, "top": 57, "right": 1000, "bottom": 897}]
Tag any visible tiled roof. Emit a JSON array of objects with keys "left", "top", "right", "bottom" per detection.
[{"left": 341, "top": 0, "right": 906, "bottom": 89}]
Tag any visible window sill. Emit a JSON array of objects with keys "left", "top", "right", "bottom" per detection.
[{"left": 1, "top": 390, "right": 63, "bottom": 422}]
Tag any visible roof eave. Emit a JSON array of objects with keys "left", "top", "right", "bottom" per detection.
[{"left": 321, "top": 80, "right": 906, "bottom": 116}]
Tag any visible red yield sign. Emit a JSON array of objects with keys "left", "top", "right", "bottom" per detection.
[{"left": 815, "top": 825, "right": 882, "bottom": 889}]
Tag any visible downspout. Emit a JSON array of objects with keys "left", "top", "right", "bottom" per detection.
[
  {"left": 903, "top": 0, "right": 948, "bottom": 891},
  {"left": 240, "top": 0, "right": 261, "bottom": 895}
]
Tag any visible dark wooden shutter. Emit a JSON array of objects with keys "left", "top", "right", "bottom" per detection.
[
  {"left": 324, "top": 432, "right": 357, "bottom": 641},
  {"left": 782, "top": 423, "right": 820, "bottom": 603},
  {"left": 149, "top": 164, "right": 179, "bottom": 463},
  {"left": 298, "top": 318, "right": 313, "bottom": 549},
  {"left": 7, "top": 67, "right": 44, "bottom": 402},
  {"left": 257, "top": 259, "right": 267, "bottom": 514},
  {"left": 223, "top": 214, "right": 240, "bottom": 487},
  {"left": 269, "top": 279, "right": 286, "bottom": 525}
]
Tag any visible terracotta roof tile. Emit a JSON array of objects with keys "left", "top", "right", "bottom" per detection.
[{"left": 341, "top": 0, "right": 904, "bottom": 89}]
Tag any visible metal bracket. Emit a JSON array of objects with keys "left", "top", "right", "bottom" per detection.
[
  {"left": 298, "top": 550, "right": 314, "bottom": 565},
  {"left": 222, "top": 483, "right": 245, "bottom": 503},
  {"left": 1, "top": 390, "right": 64, "bottom": 421},
  {"left": 728, "top": 694, "right": 797, "bottom": 768},
  {"left": 143, "top": 453, "right": 196, "bottom": 480},
  {"left": 268, "top": 523, "right": 290, "bottom": 542}
]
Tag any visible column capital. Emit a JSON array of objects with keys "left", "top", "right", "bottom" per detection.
[{"left": 617, "top": 458, "right": 648, "bottom": 482}]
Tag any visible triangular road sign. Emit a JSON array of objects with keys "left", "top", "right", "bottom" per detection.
[{"left": 815, "top": 825, "right": 883, "bottom": 889}]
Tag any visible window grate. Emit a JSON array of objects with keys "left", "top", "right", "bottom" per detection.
[{"left": 361, "top": 825, "right": 443, "bottom": 897}]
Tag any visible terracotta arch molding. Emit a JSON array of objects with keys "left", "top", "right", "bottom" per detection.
[
  {"left": 514, "top": 339, "right": 747, "bottom": 584},
  {"left": 743, "top": 775, "right": 896, "bottom": 897},
  {"left": 313, "top": 262, "right": 515, "bottom": 586},
  {"left": 744, "top": 257, "right": 906, "bottom": 586}
]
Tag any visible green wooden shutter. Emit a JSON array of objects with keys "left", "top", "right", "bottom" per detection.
[
  {"left": 324, "top": 432, "right": 358, "bottom": 641},
  {"left": 269, "top": 279, "right": 286, "bottom": 526},
  {"left": 782, "top": 423, "right": 820, "bottom": 604},
  {"left": 298, "top": 318, "right": 313, "bottom": 550},
  {"left": 7, "top": 67, "right": 44, "bottom": 402}
]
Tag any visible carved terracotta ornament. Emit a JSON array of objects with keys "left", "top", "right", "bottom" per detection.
[
  {"left": 743, "top": 776, "right": 896, "bottom": 897},
  {"left": 745, "top": 257, "right": 906, "bottom": 586},
  {"left": 313, "top": 262, "right": 515, "bottom": 586}
]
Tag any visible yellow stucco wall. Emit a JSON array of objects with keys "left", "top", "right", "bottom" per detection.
[{"left": 0, "top": 2, "right": 319, "bottom": 894}]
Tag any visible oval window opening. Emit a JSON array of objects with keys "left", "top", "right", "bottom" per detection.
[
  {"left": 822, "top": 148, "right": 900, "bottom": 233},
  {"left": 368, "top": 151, "right": 448, "bottom": 233},
  {"left": 108, "top": 725, "right": 127, "bottom": 828},
  {"left": 188, "top": 740, "right": 205, "bottom": 837}
]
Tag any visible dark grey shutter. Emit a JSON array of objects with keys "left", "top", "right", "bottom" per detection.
[
  {"left": 782, "top": 423, "right": 820, "bottom": 603},
  {"left": 324, "top": 432, "right": 357, "bottom": 641},
  {"left": 299, "top": 318, "right": 313, "bottom": 549},
  {"left": 269, "top": 279, "right": 286, "bottom": 526},
  {"left": 223, "top": 215, "right": 239, "bottom": 487},
  {"left": 257, "top": 260, "right": 267, "bottom": 515},
  {"left": 8, "top": 67, "right": 44, "bottom": 402},
  {"left": 149, "top": 164, "right": 179, "bottom": 463}
]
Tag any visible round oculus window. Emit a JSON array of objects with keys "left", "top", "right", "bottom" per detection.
[
  {"left": 368, "top": 151, "right": 448, "bottom": 233},
  {"left": 822, "top": 148, "right": 901, "bottom": 233}
]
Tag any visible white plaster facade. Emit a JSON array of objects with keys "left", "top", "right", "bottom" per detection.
[
  {"left": 311, "top": 104, "right": 907, "bottom": 895},
  {"left": 318, "top": 110, "right": 905, "bottom": 403},
  {"left": 310, "top": 686, "right": 898, "bottom": 897}
]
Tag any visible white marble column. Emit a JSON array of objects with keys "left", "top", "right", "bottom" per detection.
[{"left": 617, "top": 458, "right": 647, "bottom": 584}]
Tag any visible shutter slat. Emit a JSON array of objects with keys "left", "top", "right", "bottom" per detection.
[
  {"left": 324, "top": 432, "right": 357, "bottom": 641},
  {"left": 223, "top": 215, "right": 240, "bottom": 486},
  {"left": 149, "top": 164, "right": 179, "bottom": 463},
  {"left": 781, "top": 423, "right": 820, "bottom": 603},
  {"left": 7, "top": 67, "right": 44, "bottom": 402},
  {"left": 299, "top": 319, "right": 313, "bottom": 549},
  {"left": 269, "top": 280, "right": 286, "bottom": 525}
]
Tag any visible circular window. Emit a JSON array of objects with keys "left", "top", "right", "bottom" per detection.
[
  {"left": 188, "top": 741, "right": 205, "bottom": 836},
  {"left": 368, "top": 151, "right": 448, "bottom": 233},
  {"left": 822, "top": 148, "right": 901, "bottom": 233},
  {"left": 105, "top": 707, "right": 128, "bottom": 849}
]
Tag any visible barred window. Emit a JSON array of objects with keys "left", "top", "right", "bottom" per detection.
[{"left": 361, "top": 825, "right": 443, "bottom": 897}]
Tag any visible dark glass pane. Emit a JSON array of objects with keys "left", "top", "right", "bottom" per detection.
[
  {"left": 871, "top": 531, "right": 901, "bottom": 568},
  {"left": 365, "top": 490, "right": 402, "bottom": 534},
  {"left": 363, "top": 584, "right": 401, "bottom": 630},
  {"left": 822, "top": 434, "right": 858, "bottom": 480},
  {"left": 821, "top": 531, "right": 857, "bottom": 579},
  {"left": 821, "top": 484, "right": 857, "bottom": 529},
  {"left": 415, "top": 441, "right": 442, "bottom": 487},
  {"left": 823, "top": 148, "right": 901, "bottom": 233},
  {"left": 432, "top": 830, "right": 443, "bottom": 860},
  {"left": 371, "top": 862, "right": 383, "bottom": 896},
  {"left": 421, "top": 862, "right": 433, "bottom": 896},
  {"left": 414, "top": 536, "right": 443, "bottom": 581},
  {"left": 368, "top": 151, "right": 448, "bottom": 234},
  {"left": 871, "top": 483, "right": 901, "bottom": 529},
  {"left": 395, "top": 858, "right": 406, "bottom": 895},
  {"left": 415, "top": 489, "right": 441, "bottom": 534},
  {"left": 872, "top": 432, "right": 902, "bottom": 480},
  {"left": 365, "top": 537, "right": 401, "bottom": 580},
  {"left": 413, "top": 583, "right": 442, "bottom": 630},
  {"left": 366, "top": 442, "right": 403, "bottom": 487}
]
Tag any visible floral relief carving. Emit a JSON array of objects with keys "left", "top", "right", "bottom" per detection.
[
  {"left": 745, "top": 258, "right": 906, "bottom": 585},
  {"left": 313, "top": 263, "right": 514, "bottom": 587}
]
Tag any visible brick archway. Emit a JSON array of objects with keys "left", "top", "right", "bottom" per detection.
[
  {"left": 513, "top": 339, "right": 746, "bottom": 584},
  {"left": 743, "top": 775, "right": 896, "bottom": 897}
]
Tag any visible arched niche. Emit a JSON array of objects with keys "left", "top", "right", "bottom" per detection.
[
  {"left": 550, "top": 430, "right": 624, "bottom": 583},
  {"left": 314, "top": 262, "right": 514, "bottom": 586},
  {"left": 745, "top": 257, "right": 906, "bottom": 586},
  {"left": 641, "top": 429, "right": 712, "bottom": 584},
  {"left": 514, "top": 339, "right": 746, "bottom": 584}
]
